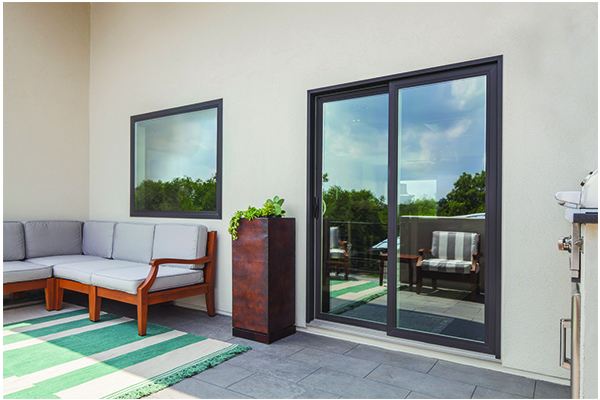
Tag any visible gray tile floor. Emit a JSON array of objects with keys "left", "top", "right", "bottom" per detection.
[{"left": 62, "top": 292, "right": 570, "bottom": 399}]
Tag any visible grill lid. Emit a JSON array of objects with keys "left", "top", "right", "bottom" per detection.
[{"left": 556, "top": 170, "right": 598, "bottom": 209}]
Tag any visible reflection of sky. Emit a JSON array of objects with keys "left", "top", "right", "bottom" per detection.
[
  {"left": 135, "top": 108, "right": 217, "bottom": 186},
  {"left": 322, "top": 94, "right": 389, "bottom": 199},
  {"left": 322, "top": 76, "right": 486, "bottom": 203}
]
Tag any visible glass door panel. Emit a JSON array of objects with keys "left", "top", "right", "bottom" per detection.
[
  {"left": 395, "top": 76, "right": 487, "bottom": 341},
  {"left": 320, "top": 93, "right": 389, "bottom": 324}
]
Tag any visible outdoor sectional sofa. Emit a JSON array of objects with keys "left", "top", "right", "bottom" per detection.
[{"left": 3, "top": 220, "right": 216, "bottom": 335}]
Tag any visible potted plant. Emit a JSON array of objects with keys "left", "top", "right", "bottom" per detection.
[
  {"left": 228, "top": 196, "right": 286, "bottom": 240},
  {"left": 229, "top": 196, "right": 296, "bottom": 344}
]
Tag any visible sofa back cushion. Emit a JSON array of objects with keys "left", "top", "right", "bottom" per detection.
[
  {"left": 82, "top": 221, "right": 116, "bottom": 259},
  {"left": 4, "top": 221, "right": 25, "bottom": 261},
  {"left": 112, "top": 223, "right": 155, "bottom": 264},
  {"left": 152, "top": 224, "right": 208, "bottom": 269},
  {"left": 24, "top": 221, "right": 83, "bottom": 259}
]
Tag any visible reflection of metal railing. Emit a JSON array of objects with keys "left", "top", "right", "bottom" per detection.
[
  {"left": 327, "top": 217, "right": 486, "bottom": 284},
  {"left": 329, "top": 220, "right": 387, "bottom": 274}
]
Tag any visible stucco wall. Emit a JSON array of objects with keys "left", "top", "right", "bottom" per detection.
[
  {"left": 85, "top": 3, "right": 597, "bottom": 379},
  {"left": 3, "top": 2, "right": 90, "bottom": 221}
]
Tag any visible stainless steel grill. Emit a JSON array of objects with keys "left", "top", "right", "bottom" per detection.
[{"left": 556, "top": 170, "right": 598, "bottom": 399}]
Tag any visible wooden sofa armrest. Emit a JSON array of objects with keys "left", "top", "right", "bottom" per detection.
[
  {"left": 339, "top": 241, "right": 349, "bottom": 257},
  {"left": 138, "top": 255, "right": 214, "bottom": 295},
  {"left": 149, "top": 255, "right": 213, "bottom": 267},
  {"left": 139, "top": 231, "right": 217, "bottom": 295},
  {"left": 471, "top": 251, "right": 482, "bottom": 272},
  {"left": 417, "top": 248, "right": 431, "bottom": 267}
]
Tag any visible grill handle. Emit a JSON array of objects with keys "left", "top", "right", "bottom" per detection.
[{"left": 560, "top": 318, "right": 571, "bottom": 370}]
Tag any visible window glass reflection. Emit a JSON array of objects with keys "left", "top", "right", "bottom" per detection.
[{"left": 396, "top": 76, "right": 486, "bottom": 342}]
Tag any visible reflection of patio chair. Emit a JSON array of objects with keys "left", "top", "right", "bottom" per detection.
[
  {"left": 323, "top": 219, "right": 350, "bottom": 280},
  {"left": 416, "top": 231, "right": 481, "bottom": 301}
]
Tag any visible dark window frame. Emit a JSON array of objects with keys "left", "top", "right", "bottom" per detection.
[
  {"left": 130, "top": 99, "right": 223, "bottom": 219},
  {"left": 307, "top": 56, "right": 502, "bottom": 357}
]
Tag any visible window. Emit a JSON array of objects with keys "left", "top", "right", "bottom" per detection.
[
  {"left": 307, "top": 56, "right": 502, "bottom": 356},
  {"left": 130, "top": 99, "right": 223, "bottom": 219}
]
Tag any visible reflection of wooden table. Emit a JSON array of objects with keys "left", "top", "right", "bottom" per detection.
[{"left": 379, "top": 254, "right": 420, "bottom": 288}]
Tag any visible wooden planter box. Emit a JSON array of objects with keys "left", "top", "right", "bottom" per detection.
[{"left": 232, "top": 217, "right": 296, "bottom": 344}]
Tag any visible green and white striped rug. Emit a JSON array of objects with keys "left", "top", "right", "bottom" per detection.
[
  {"left": 3, "top": 303, "right": 250, "bottom": 399},
  {"left": 328, "top": 279, "right": 388, "bottom": 315}
]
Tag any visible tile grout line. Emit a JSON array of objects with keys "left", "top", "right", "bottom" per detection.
[
  {"left": 469, "top": 385, "right": 477, "bottom": 399},
  {"left": 426, "top": 358, "right": 439, "bottom": 374}
]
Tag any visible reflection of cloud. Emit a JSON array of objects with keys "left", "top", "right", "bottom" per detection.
[
  {"left": 450, "top": 77, "right": 486, "bottom": 110},
  {"left": 136, "top": 108, "right": 218, "bottom": 184},
  {"left": 424, "top": 119, "right": 472, "bottom": 139}
]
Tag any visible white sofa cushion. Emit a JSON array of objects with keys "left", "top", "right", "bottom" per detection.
[
  {"left": 420, "top": 259, "right": 473, "bottom": 274},
  {"left": 4, "top": 221, "right": 25, "bottom": 261},
  {"left": 26, "top": 255, "right": 106, "bottom": 267},
  {"left": 83, "top": 221, "right": 116, "bottom": 258},
  {"left": 53, "top": 259, "right": 144, "bottom": 285},
  {"left": 112, "top": 223, "right": 155, "bottom": 264},
  {"left": 91, "top": 266, "right": 204, "bottom": 294},
  {"left": 152, "top": 224, "right": 208, "bottom": 269},
  {"left": 3, "top": 261, "right": 52, "bottom": 283},
  {"left": 24, "top": 221, "right": 83, "bottom": 259}
]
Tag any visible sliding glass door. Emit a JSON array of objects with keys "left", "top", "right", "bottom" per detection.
[
  {"left": 319, "top": 89, "right": 389, "bottom": 326},
  {"left": 391, "top": 76, "right": 487, "bottom": 341},
  {"left": 308, "top": 57, "right": 502, "bottom": 356}
]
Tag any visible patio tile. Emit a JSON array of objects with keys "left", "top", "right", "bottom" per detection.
[
  {"left": 405, "top": 391, "right": 440, "bottom": 399},
  {"left": 533, "top": 380, "right": 570, "bottom": 399},
  {"left": 413, "top": 303, "right": 453, "bottom": 315},
  {"left": 428, "top": 360, "right": 536, "bottom": 398},
  {"left": 143, "top": 386, "right": 200, "bottom": 399},
  {"left": 344, "top": 344, "right": 437, "bottom": 373},
  {"left": 472, "top": 386, "right": 529, "bottom": 399},
  {"left": 278, "top": 331, "right": 358, "bottom": 354},
  {"left": 156, "top": 378, "right": 252, "bottom": 399},
  {"left": 227, "top": 336, "right": 305, "bottom": 358},
  {"left": 191, "top": 363, "right": 255, "bottom": 388},
  {"left": 300, "top": 367, "right": 410, "bottom": 399},
  {"left": 178, "top": 321, "right": 235, "bottom": 342},
  {"left": 289, "top": 347, "right": 380, "bottom": 377},
  {"left": 341, "top": 303, "right": 387, "bottom": 323},
  {"left": 229, "top": 372, "right": 341, "bottom": 399},
  {"left": 366, "top": 363, "right": 476, "bottom": 399},
  {"left": 223, "top": 348, "right": 320, "bottom": 383},
  {"left": 442, "top": 304, "right": 481, "bottom": 320}
]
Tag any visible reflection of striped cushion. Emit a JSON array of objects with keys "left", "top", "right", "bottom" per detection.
[
  {"left": 431, "top": 231, "right": 478, "bottom": 262},
  {"left": 421, "top": 259, "right": 472, "bottom": 274}
]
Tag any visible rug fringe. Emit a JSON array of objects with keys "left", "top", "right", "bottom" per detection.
[{"left": 108, "top": 344, "right": 251, "bottom": 399}]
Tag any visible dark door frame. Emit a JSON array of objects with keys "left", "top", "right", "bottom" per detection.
[{"left": 306, "top": 56, "right": 502, "bottom": 357}]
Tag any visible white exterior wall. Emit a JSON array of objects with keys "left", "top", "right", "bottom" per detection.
[
  {"left": 3, "top": 2, "right": 594, "bottom": 381},
  {"left": 3, "top": 3, "right": 90, "bottom": 221}
]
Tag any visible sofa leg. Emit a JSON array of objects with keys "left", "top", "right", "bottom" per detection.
[
  {"left": 55, "top": 283, "right": 64, "bottom": 310},
  {"left": 206, "top": 289, "right": 216, "bottom": 317},
  {"left": 470, "top": 271, "right": 478, "bottom": 301},
  {"left": 137, "top": 296, "right": 148, "bottom": 336},
  {"left": 89, "top": 286, "right": 101, "bottom": 321},
  {"left": 45, "top": 278, "right": 56, "bottom": 311}
]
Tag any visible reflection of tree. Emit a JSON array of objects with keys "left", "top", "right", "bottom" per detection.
[
  {"left": 399, "top": 197, "right": 437, "bottom": 216},
  {"left": 438, "top": 171, "right": 485, "bottom": 216},
  {"left": 134, "top": 175, "right": 217, "bottom": 212},
  {"left": 323, "top": 185, "right": 387, "bottom": 272}
]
